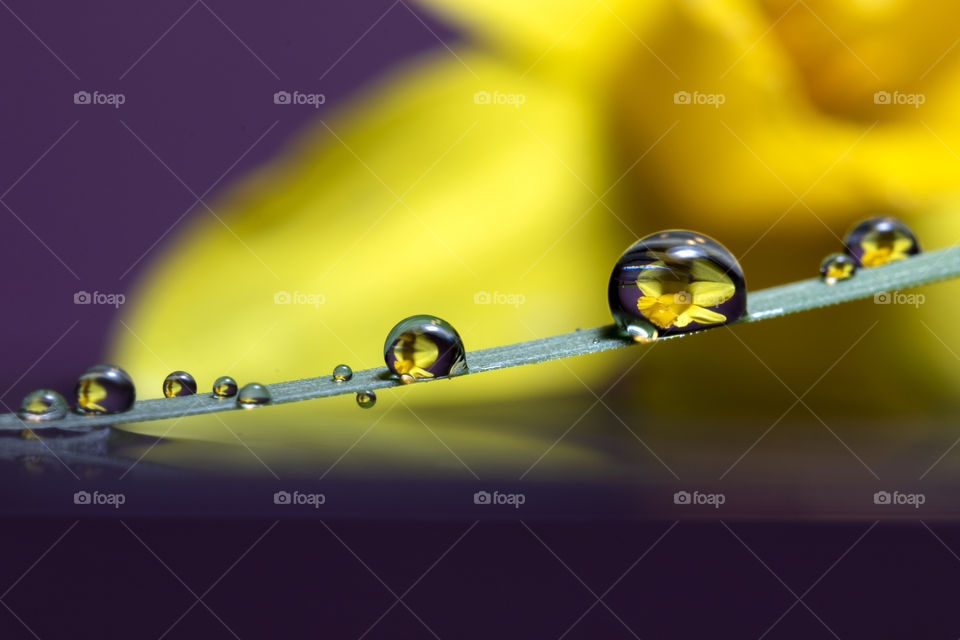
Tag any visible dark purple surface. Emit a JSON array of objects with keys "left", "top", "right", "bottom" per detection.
[{"left": 2, "top": 517, "right": 960, "bottom": 638}]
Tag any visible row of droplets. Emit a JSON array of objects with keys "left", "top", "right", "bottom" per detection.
[{"left": 15, "top": 215, "right": 919, "bottom": 424}]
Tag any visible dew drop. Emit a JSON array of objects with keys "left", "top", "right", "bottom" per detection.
[
  {"left": 383, "top": 315, "right": 466, "bottom": 381},
  {"left": 18, "top": 389, "right": 68, "bottom": 421},
  {"left": 212, "top": 376, "right": 238, "bottom": 399},
  {"left": 820, "top": 252, "right": 857, "bottom": 285},
  {"left": 608, "top": 230, "right": 747, "bottom": 338},
  {"left": 843, "top": 216, "right": 920, "bottom": 268},
  {"left": 237, "top": 382, "right": 271, "bottom": 408},
  {"left": 332, "top": 364, "right": 353, "bottom": 383},
  {"left": 356, "top": 390, "right": 377, "bottom": 409},
  {"left": 74, "top": 364, "right": 136, "bottom": 414},
  {"left": 163, "top": 370, "right": 197, "bottom": 398}
]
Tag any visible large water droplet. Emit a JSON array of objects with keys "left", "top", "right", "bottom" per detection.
[
  {"left": 332, "top": 364, "right": 353, "bottom": 382},
  {"left": 608, "top": 230, "right": 747, "bottom": 338},
  {"left": 18, "top": 389, "right": 68, "bottom": 421},
  {"left": 843, "top": 216, "right": 920, "bottom": 267},
  {"left": 74, "top": 364, "right": 136, "bottom": 414},
  {"left": 820, "top": 252, "right": 857, "bottom": 285},
  {"left": 356, "top": 390, "right": 377, "bottom": 409},
  {"left": 163, "top": 370, "right": 197, "bottom": 398},
  {"left": 237, "top": 383, "right": 271, "bottom": 408},
  {"left": 212, "top": 376, "right": 238, "bottom": 399},
  {"left": 383, "top": 315, "right": 466, "bottom": 381}
]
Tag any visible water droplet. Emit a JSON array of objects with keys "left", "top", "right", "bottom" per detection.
[
  {"left": 74, "top": 364, "right": 136, "bottom": 414},
  {"left": 212, "top": 376, "right": 238, "bottom": 398},
  {"left": 820, "top": 252, "right": 857, "bottom": 285},
  {"left": 383, "top": 315, "right": 467, "bottom": 381},
  {"left": 608, "top": 230, "right": 747, "bottom": 338},
  {"left": 356, "top": 390, "right": 377, "bottom": 409},
  {"left": 163, "top": 370, "right": 197, "bottom": 398},
  {"left": 843, "top": 216, "right": 920, "bottom": 267},
  {"left": 18, "top": 389, "right": 68, "bottom": 421},
  {"left": 237, "top": 382, "right": 271, "bottom": 408},
  {"left": 332, "top": 364, "right": 353, "bottom": 382}
]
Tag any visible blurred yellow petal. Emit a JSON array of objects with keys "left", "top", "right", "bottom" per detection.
[{"left": 111, "top": 50, "right": 631, "bottom": 475}]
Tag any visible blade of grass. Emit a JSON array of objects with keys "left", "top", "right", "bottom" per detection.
[{"left": 3, "top": 245, "right": 959, "bottom": 432}]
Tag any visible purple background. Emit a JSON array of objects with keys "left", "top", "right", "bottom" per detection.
[
  {"left": 2, "top": 2, "right": 958, "bottom": 637},
  {"left": 0, "top": 0, "right": 452, "bottom": 407}
]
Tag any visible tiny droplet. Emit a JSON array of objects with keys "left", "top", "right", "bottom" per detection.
[
  {"left": 333, "top": 364, "right": 353, "bottom": 383},
  {"left": 163, "top": 370, "right": 197, "bottom": 398},
  {"left": 820, "top": 253, "right": 857, "bottom": 285},
  {"left": 212, "top": 376, "right": 238, "bottom": 398},
  {"left": 74, "top": 364, "right": 136, "bottom": 415},
  {"left": 843, "top": 216, "right": 920, "bottom": 268},
  {"left": 18, "top": 389, "right": 68, "bottom": 421},
  {"left": 356, "top": 390, "right": 377, "bottom": 409},
  {"left": 237, "top": 382, "right": 271, "bottom": 408}
]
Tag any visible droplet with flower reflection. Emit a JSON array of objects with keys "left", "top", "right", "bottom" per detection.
[
  {"left": 383, "top": 315, "right": 466, "bottom": 382},
  {"left": 356, "top": 390, "right": 376, "bottom": 409},
  {"left": 608, "top": 230, "right": 747, "bottom": 339},
  {"left": 820, "top": 253, "right": 857, "bottom": 285},
  {"left": 843, "top": 216, "right": 920, "bottom": 268},
  {"left": 74, "top": 364, "right": 136, "bottom": 414},
  {"left": 163, "top": 371, "right": 197, "bottom": 398},
  {"left": 237, "top": 383, "right": 271, "bottom": 408},
  {"left": 18, "top": 389, "right": 68, "bottom": 421},
  {"left": 333, "top": 364, "right": 353, "bottom": 382},
  {"left": 212, "top": 376, "right": 238, "bottom": 398}
]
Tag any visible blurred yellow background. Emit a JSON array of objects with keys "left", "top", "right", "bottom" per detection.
[{"left": 112, "top": 0, "right": 960, "bottom": 479}]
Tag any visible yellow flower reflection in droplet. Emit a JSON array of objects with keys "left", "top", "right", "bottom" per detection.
[
  {"left": 859, "top": 230, "right": 916, "bottom": 267},
  {"left": 391, "top": 332, "right": 440, "bottom": 379},
  {"left": 635, "top": 259, "right": 736, "bottom": 329}
]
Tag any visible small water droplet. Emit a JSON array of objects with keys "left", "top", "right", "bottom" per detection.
[
  {"left": 237, "top": 382, "right": 271, "bottom": 408},
  {"left": 383, "top": 315, "right": 466, "bottom": 381},
  {"left": 163, "top": 370, "right": 197, "bottom": 398},
  {"left": 608, "top": 230, "right": 747, "bottom": 337},
  {"left": 74, "top": 364, "right": 135, "bottom": 414},
  {"left": 18, "top": 389, "right": 68, "bottom": 421},
  {"left": 332, "top": 364, "right": 353, "bottom": 382},
  {"left": 356, "top": 390, "right": 377, "bottom": 409},
  {"left": 843, "top": 216, "right": 920, "bottom": 267},
  {"left": 820, "top": 252, "right": 857, "bottom": 285},
  {"left": 212, "top": 376, "right": 238, "bottom": 398}
]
